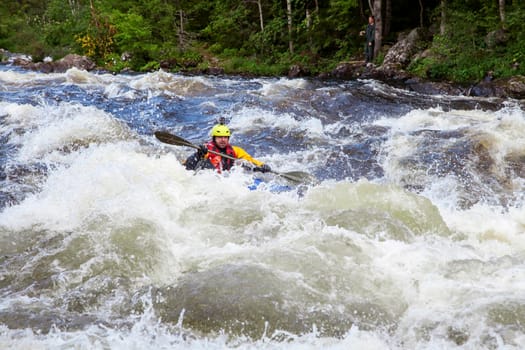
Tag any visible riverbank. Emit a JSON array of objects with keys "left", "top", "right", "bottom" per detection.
[
  {"left": 2, "top": 46, "right": 525, "bottom": 101},
  {"left": 329, "top": 60, "right": 525, "bottom": 100}
]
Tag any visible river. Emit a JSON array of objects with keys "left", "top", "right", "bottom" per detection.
[{"left": 1, "top": 65, "right": 525, "bottom": 349}]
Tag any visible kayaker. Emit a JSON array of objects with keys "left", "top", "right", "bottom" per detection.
[{"left": 183, "top": 122, "right": 272, "bottom": 173}]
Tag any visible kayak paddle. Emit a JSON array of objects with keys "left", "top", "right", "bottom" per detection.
[{"left": 154, "top": 131, "right": 317, "bottom": 185}]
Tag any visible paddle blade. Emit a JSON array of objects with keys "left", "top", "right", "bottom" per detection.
[
  {"left": 276, "top": 171, "right": 318, "bottom": 185},
  {"left": 154, "top": 131, "right": 198, "bottom": 149}
]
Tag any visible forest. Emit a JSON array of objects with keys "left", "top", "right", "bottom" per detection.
[{"left": 0, "top": 0, "right": 524, "bottom": 83}]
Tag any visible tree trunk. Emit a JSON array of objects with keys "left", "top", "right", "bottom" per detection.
[
  {"left": 257, "top": 0, "right": 264, "bottom": 31},
  {"left": 358, "top": 0, "right": 365, "bottom": 19},
  {"left": 384, "top": 0, "right": 391, "bottom": 37},
  {"left": 68, "top": 0, "right": 76, "bottom": 16},
  {"left": 306, "top": 8, "right": 311, "bottom": 30},
  {"left": 418, "top": 0, "right": 424, "bottom": 27},
  {"left": 373, "top": 0, "right": 382, "bottom": 60},
  {"left": 499, "top": 0, "right": 505, "bottom": 25},
  {"left": 287, "top": 0, "right": 294, "bottom": 54},
  {"left": 179, "top": 9, "right": 184, "bottom": 48},
  {"left": 440, "top": 0, "right": 446, "bottom": 35},
  {"left": 246, "top": 0, "right": 265, "bottom": 31},
  {"left": 306, "top": 8, "right": 311, "bottom": 48},
  {"left": 89, "top": 0, "right": 99, "bottom": 29}
]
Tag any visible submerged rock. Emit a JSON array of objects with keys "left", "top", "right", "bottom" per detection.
[{"left": 152, "top": 263, "right": 395, "bottom": 338}]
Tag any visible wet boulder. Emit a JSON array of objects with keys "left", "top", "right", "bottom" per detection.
[
  {"left": 0, "top": 49, "right": 32, "bottom": 65},
  {"left": 288, "top": 64, "right": 310, "bottom": 78},
  {"left": 404, "top": 77, "right": 465, "bottom": 96},
  {"left": 503, "top": 75, "right": 525, "bottom": 99},
  {"left": 152, "top": 263, "right": 394, "bottom": 338},
  {"left": 13, "top": 54, "right": 96, "bottom": 73},
  {"left": 331, "top": 61, "right": 366, "bottom": 79},
  {"left": 485, "top": 29, "right": 509, "bottom": 49},
  {"left": 205, "top": 66, "right": 225, "bottom": 75},
  {"left": 469, "top": 75, "right": 525, "bottom": 99},
  {"left": 49, "top": 54, "right": 96, "bottom": 72},
  {"left": 0, "top": 48, "right": 9, "bottom": 62},
  {"left": 159, "top": 58, "right": 178, "bottom": 70},
  {"left": 382, "top": 27, "right": 431, "bottom": 70}
]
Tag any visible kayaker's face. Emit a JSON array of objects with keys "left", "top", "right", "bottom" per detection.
[{"left": 215, "top": 136, "right": 229, "bottom": 148}]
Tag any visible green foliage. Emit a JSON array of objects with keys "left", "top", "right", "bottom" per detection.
[
  {"left": 209, "top": 43, "right": 223, "bottom": 55},
  {"left": 222, "top": 56, "right": 288, "bottom": 76},
  {"left": 0, "top": 0, "right": 524, "bottom": 81},
  {"left": 141, "top": 60, "right": 160, "bottom": 72},
  {"left": 308, "top": 1, "right": 361, "bottom": 60},
  {"left": 104, "top": 53, "right": 131, "bottom": 73},
  {"left": 408, "top": 3, "right": 525, "bottom": 83},
  {"left": 0, "top": 2, "right": 45, "bottom": 59},
  {"left": 0, "top": 15, "right": 36, "bottom": 54},
  {"left": 326, "top": 0, "right": 360, "bottom": 26},
  {"left": 180, "top": 50, "right": 203, "bottom": 68},
  {"left": 505, "top": 6, "right": 525, "bottom": 70},
  {"left": 75, "top": 4, "right": 116, "bottom": 64},
  {"left": 244, "top": 19, "right": 286, "bottom": 59},
  {"left": 202, "top": 1, "right": 254, "bottom": 52},
  {"left": 111, "top": 10, "right": 156, "bottom": 67},
  {"left": 43, "top": 0, "right": 89, "bottom": 47},
  {"left": 221, "top": 48, "right": 239, "bottom": 57},
  {"left": 113, "top": 15, "right": 145, "bottom": 46}
]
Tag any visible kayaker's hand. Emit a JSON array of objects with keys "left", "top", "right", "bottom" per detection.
[
  {"left": 256, "top": 164, "right": 271, "bottom": 173},
  {"left": 197, "top": 145, "right": 208, "bottom": 158},
  {"left": 261, "top": 164, "right": 271, "bottom": 173}
]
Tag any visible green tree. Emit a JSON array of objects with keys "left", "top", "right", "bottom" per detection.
[
  {"left": 201, "top": 0, "right": 253, "bottom": 53},
  {"left": 319, "top": 0, "right": 360, "bottom": 59},
  {"left": 411, "top": 0, "right": 525, "bottom": 82},
  {"left": 111, "top": 10, "right": 157, "bottom": 68},
  {"left": 0, "top": 0, "right": 49, "bottom": 59},
  {"left": 1, "top": 0, "right": 524, "bottom": 81},
  {"left": 43, "top": 0, "right": 91, "bottom": 57}
]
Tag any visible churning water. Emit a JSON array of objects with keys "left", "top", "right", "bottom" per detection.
[{"left": 1, "top": 65, "right": 525, "bottom": 349}]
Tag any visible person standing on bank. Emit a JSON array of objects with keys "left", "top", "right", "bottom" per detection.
[
  {"left": 184, "top": 121, "right": 271, "bottom": 174},
  {"left": 365, "top": 15, "right": 375, "bottom": 63}
]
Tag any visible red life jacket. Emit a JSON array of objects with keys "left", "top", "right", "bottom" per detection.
[{"left": 205, "top": 141, "right": 236, "bottom": 172}]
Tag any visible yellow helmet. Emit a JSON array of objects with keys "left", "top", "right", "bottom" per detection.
[{"left": 210, "top": 124, "right": 231, "bottom": 137}]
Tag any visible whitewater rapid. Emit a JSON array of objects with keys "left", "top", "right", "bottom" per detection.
[{"left": 1, "top": 66, "right": 525, "bottom": 349}]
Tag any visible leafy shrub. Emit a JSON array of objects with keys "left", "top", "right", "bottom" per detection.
[
  {"left": 209, "top": 43, "right": 223, "bottom": 55},
  {"left": 181, "top": 51, "right": 203, "bottom": 68},
  {"left": 103, "top": 53, "right": 131, "bottom": 72},
  {"left": 222, "top": 56, "right": 288, "bottom": 76},
  {"left": 141, "top": 61, "right": 160, "bottom": 71}
]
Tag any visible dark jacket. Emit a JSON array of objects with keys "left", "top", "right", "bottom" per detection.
[{"left": 366, "top": 23, "right": 375, "bottom": 43}]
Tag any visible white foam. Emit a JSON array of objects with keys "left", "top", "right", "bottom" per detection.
[
  {"left": 377, "top": 106, "right": 525, "bottom": 201},
  {"left": 0, "top": 69, "right": 63, "bottom": 86},
  {"left": 229, "top": 106, "right": 324, "bottom": 138},
  {"left": 64, "top": 67, "right": 105, "bottom": 85},
  {"left": 2, "top": 67, "right": 525, "bottom": 349},
  {"left": 259, "top": 77, "right": 311, "bottom": 97},
  {"left": 128, "top": 70, "right": 213, "bottom": 97},
  {"left": 2, "top": 101, "right": 129, "bottom": 163}
]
